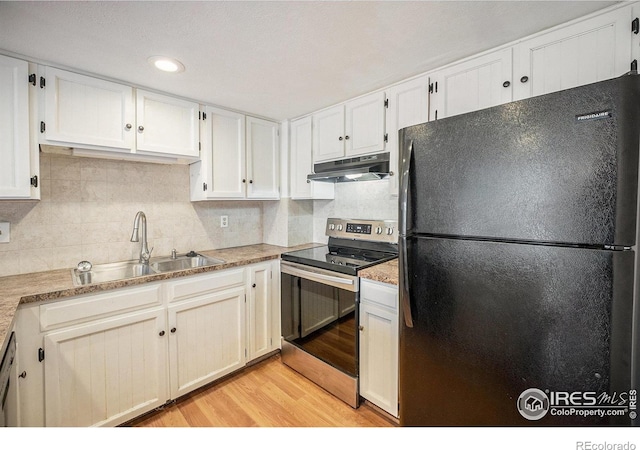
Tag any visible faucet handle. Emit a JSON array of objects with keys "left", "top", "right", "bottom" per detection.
[
  {"left": 141, "top": 247, "right": 154, "bottom": 262},
  {"left": 171, "top": 249, "right": 177, "bottom": 259}
]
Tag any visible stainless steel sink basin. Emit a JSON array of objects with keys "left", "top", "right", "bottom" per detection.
[
  {"left": 71, "top": 253, "right": 225, "bottom": 286},
  {"left": 150, "top": 254, "right": 225, "bottom": 273},
  {"left": 72, "top": 260, "right": 158, "bottom": 286}
]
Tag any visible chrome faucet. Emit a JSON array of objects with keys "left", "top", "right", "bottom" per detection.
[{"left": 130, "top": 211, "right": 153, "bottom": 263}]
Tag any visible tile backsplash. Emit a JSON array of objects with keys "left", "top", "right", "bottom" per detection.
[{"left": 0, "top": 154, "right": 265, "bottom": 276}]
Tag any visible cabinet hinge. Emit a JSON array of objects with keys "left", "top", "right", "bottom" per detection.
[
  {"left": 30, "top": 175, "right": 38, "bottom": 188},
  {"left": 203, "top": 182, "right": 207, "bottom": 191},
  {"left": 40, "top": 121, "right": 45, "bottom": 133},
  {"left": 429, "top": 83, "right": 433, "bottom": 94},
  {"left": 203, "top": 112, "right": 207, "bottom": 120},
  {"left": 434, "top": 110, "right": 438, "bottom": 121},
  {"left": 384, "top": 133, "right": 388, "bottom": 143},
  {"left": 39, "top": 76, "right": 45, "bottom": 89},
  {"left": 28, "top": 73, "right": 36, "bottom": 86},
  {"left": 38, "top": 348, "right": 44, "bottom": 362},
  {"left": 429, "top": 82, "right": 438, "bottom": 94},
  {"left": 384, "top": 98, "right": 388, "bottom": 108},
  {"left": 199, "top": 142, "right": 201, "bottom": 151},
  {"left": 245, "top": 348, "right": 247, "bottom": 357},
  {"left": 632, "top": 60, "right": 638, "bottom": 72},
  {"left": 199, "top": 111, "right": 201, "bottom": 120},
  {"left": 633, "top": 17, "right": 639, "bottom": 34},
  {"left": 244, "top": 294, "right": 247, "bottom": 303}
]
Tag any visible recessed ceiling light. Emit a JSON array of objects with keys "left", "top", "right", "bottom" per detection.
[{"left": 147, "top": 56, "right": 185, "bottom": 73}]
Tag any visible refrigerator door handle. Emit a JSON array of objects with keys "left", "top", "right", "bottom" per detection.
[
  {"left": 399, "top": 139, "right": 413, "bottom": 237},
  {"left": 399, "top": 236, "right": 414, "bottom": 328}
]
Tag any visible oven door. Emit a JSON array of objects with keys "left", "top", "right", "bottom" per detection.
[{"left": 280, "top": 261, "right": 359, "bottom": 377}]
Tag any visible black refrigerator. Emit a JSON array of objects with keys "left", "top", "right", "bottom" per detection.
[{"left": 398, "top": 74, "right": 640, "bottom": 426}]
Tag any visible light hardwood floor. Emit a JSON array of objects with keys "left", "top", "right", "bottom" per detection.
[{"left": 129, "top": 353, "right": 395, "bottom": 427}]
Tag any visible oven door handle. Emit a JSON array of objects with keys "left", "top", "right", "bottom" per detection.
[{"left": 281, "top": 262, "right": 357, "bottom": 291}]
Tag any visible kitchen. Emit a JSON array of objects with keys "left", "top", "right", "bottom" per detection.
[{"left": 0, "top": 0, "right": 639, "bottom": 446}]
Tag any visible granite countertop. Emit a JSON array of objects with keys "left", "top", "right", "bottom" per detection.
[
  {"left": 359, "top": 258, "right": 399, "bottom": 286},
  {"left": 0, "top": 242, "right": 322, "bottom": 356}
]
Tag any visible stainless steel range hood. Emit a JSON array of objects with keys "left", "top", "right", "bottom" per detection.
[{"left": 307, "top": 152, "right": 391, "bottom": 183}]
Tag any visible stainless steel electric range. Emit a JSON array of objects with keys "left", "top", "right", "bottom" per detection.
[{"left": 280, "top": 218, "right": 398, "bottom": 407}]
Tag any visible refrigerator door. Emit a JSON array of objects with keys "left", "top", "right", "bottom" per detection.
[
  {"left": 399, "top": 236, "right": 634, "bottom": 426},
  {"left": 400, "top": 75, "right": 640, "bottom": 246}
]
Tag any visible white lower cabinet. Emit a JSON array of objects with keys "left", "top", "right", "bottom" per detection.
[
  {"left": 15, "top": 261, "right": 279, "bottom": 427},
  {"left": 166, "top": 268, "right": 247, "bottom": 398},
  {"left": 43, "top": 307, "right": 168, "bottom": 427},
  {"left": 359, "top": 279, "right": 398, "bottom": 418}
]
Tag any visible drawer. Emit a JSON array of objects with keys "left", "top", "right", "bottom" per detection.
[
  {"left": 167, "top": 268, "right": 246, "bottom": 302},
  {"left": 40, "top": 283, "right": 163, "bottom": 331},
  {"left": 360, "top": 279, "right": 398, "bottom": 310}
]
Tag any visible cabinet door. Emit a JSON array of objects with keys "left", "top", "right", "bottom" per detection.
[
  {"left": 430, "top": 48, "right": 513, "bottom": 120},
  {"left": 0, "top": 55, "right": 31, "bottom": 198},
  {"left": 513, "top": 6, "right": 631, "bottom": 101},
  {"left": 290, "top": 116, "right": 334, "bottom": 200},
  {"left": 313, "top": 105, "right": 345, "bottom": 162},
  {"left": 385, "top": 76, "right": 429, "bottom": 196},
  {"left": 43, "top": 308, "right": 168, "bottom": 427},
  {"left": 359, "top": 280, "right": 398, "bottom": 417},
  {"left": 43, "top": 67, "right": 134, "bottom": 150},
  {"left": 135, "top": 90, "right": 199, "bottom": 158},
  {"left": 246, "top": 116, "right": 279, "bottom": 199},
  {"left": 205, "top": 106, "right": 246, "bottom": 198},
  {"left": 345, "top": 91, "right": 386, "bottom": 157},
  {"left": 167, "top": 287, "right": 245, "bottom": 399},
  {"left": 247, "top": 263, "right": 272, "bottom": 361}
]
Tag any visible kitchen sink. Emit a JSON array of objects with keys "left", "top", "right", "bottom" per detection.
[
  {"left": 150, "top": 254, "right": 225, "bottom": 273},
  {"left": 71, "top": 253, "right": 225, "bottom": 286}
]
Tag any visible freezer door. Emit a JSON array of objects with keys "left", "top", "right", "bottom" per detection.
[
  {"left": 399, "top": 237, "right": 634, "bottom": 426},
  {"left": 400, "top": 75, "right": 640, "bottom": 246}
]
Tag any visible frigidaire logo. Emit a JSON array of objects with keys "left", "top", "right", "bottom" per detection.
[{"left": 575, "top": 110, "right": 612, "bottom": 122}]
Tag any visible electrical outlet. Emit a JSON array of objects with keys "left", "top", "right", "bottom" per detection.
[
  {"left": 0, "top": 222, "right": 9, "bottom": 243},
  {"left": 220, "top": 215, "right": 228, "bottom": 228}
]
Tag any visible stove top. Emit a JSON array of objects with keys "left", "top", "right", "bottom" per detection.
[{"left": 281, "top": 218, "right": 398, "bottom": 275}]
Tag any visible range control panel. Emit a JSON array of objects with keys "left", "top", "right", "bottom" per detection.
[{"left": 326, "top": 218, "right": 398, "bottom": 243}]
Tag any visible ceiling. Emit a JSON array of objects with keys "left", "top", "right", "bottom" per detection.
[{"left": 0, "top": 1, "right": 618, "bottom": 121}]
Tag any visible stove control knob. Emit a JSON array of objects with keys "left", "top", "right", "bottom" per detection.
[
  {"left": 337, "top": 224, "right": 343, "bottom": 231},
  {"left": 386, "top": 227, "right": 394, "bottom": 235},
  {"left": 375, "top": 226, "right": 383, "bottom": 234},
  {"left": 329, "top": 224, "right": 335, "bottom": 230},
  {"left": 339, "top": 261, "right": 343, "bottom": 265}
]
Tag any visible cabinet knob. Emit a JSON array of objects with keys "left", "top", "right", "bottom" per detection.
[
  {"left": 502, "top": 81, "right": 511, "bottom": 88},
  {"left": 345, "top": 135, "right": 350, "bottom": 140},
  {"left": 159, "top": 330, "right": 165, "bottom": 337},
  {"left": 242, "top": 179, "right": 246, "bottom": 183},
  {"left": 138, "top": 125, "right": 144, "bottom": 132},
  {"left": 249, "top": 180, "right": 253, "bottom": 184},
  {"left": 520, "top": 76, "right": 529, "bottom": 83},
  {"left": 306, "top": 179, "right": 310, "bottom": 183},
  {"left": 252, "top": 283, "right": 256, "bottom": 288},
  {"left": 358, "top": 325, "right": 364, "bottom": 331},
  {"left": 125, "top": 123, "right": 132, "bottom": 130},
  {"left": 338, "top": 136, "right": 343, "bottom": 141},
  {"left": 19, "top": 371, "right": 26, "bottom": 379},
  {"left": 171, "top": 327, "right": 176, "bottom": 333}
]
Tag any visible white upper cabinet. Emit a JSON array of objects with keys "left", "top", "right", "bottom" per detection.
[
  {"left": 513, "top": 5, "right": 632, "bottom": 101},
  {"left": 429, "top": 48, "right": 513, "bottom": 120},
  {"left": 135, "top": 89, "right": 199, "bottom": 158},
  {"left": 191, "top": 110, "right": 279, "bottom": 200},
  {"left": 385, "top": 76, "right": 429, "bottom": 196},
  {"left": 312, "top": 104, "right": 345, "bottom": 162},
  {"left": 40, "top": 67, "right": 200, "bottom": 162},
  {"left": 345, "top": 91, "right": 386, "bottom": 157},
  {"left": 42, "top": 66, "right": 135, "bottom": 150},
  {"left": 246, "top": 116, "right": 280, "bottom": 199},
  {"left": 0, "top": 55, "right": 38, "bottom": 199},
  {"left": 312, "top": 91, "right": 386, "bottom": 163},
  {"left": 289, "top": 116, "right": 334, "bottom": 200}
]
